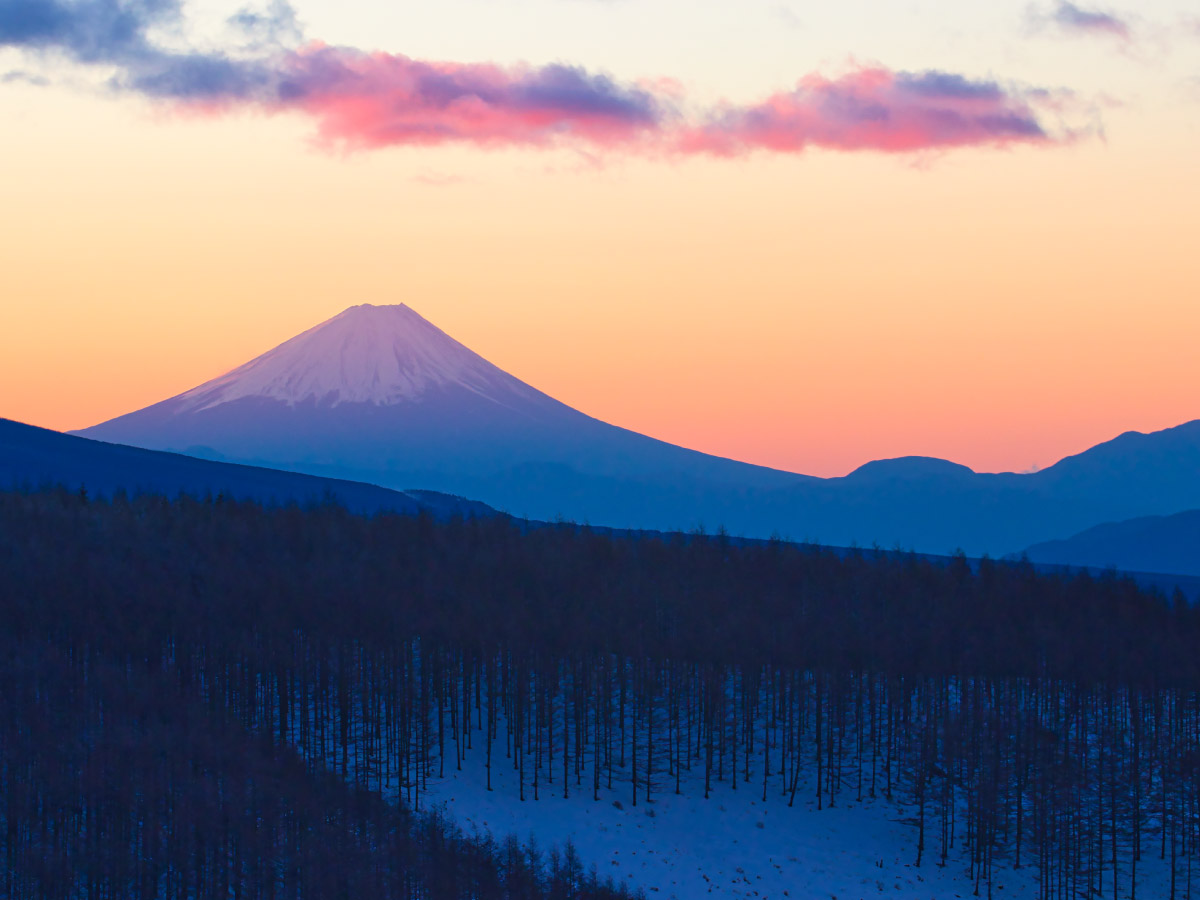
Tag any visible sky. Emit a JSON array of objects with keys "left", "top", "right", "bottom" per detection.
[{"left": 1, "top": 0, "right": 1198, "bottom": 477}]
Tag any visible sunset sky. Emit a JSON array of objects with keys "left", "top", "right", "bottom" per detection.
[{"left": 2, "top": 0, "right": 1198, "bottom": 476}]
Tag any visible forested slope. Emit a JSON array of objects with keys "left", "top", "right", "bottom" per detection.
[
  {"left": 2, "top": 488, "right": 1198, "bottom": 898},
  {"left": 0, "top": 417, "right": 495, "bottom": 519}
]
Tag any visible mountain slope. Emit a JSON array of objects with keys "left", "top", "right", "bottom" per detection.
[
  {"left": 1024, "top": 508, "right": 1200, "bottom": 578},
  {"left": 75, "top": 304, "right": 1200, "bottom": 555},
  {"left": 0, "top": 418, "right": 491, "bottom": 518}
]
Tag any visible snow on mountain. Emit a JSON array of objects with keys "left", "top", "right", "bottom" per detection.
[{"left": 170, "top": 303, "right": 547, "bottom": 412}]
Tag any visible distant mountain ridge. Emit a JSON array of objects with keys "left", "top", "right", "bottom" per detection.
[
  {"left": 75, "top": 304, "right": 1200, "bottom": 557},
  {"left": 0, "top": 418, "right": 492, "bottom": 519},
  {"left": 1025, "top": 509, "right": 1200, "bottom": 578}
]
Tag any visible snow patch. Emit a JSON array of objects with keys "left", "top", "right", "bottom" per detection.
[{"left": 417, "top": 741, "right": 1046, "bottom": 899}]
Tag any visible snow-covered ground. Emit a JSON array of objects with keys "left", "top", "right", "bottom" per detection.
[
  {"left": 418, "top": 744, "right": 1041, "bottom": 900},
  {"left": 321, "top": 698, "right": 1181, "bottom": 899}
]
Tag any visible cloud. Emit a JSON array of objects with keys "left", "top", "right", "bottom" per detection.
[
  {"left": 227, "top": 0, "right": 300, "bottom": 48},
  {"left": 677, "top": 68, "right": 1057, "bottom": 156},
  {"left": 1053, "top": 2, "right": 1130, "bottom": 38},
  {"left": 266, "top": 46, "right": 665, "bottom": 150},
  {"left": 1030, "top": 2, "right": 1132, "bottom": 40},
  {"left": 1, "top": 0, "right": 1088, "bottom": 160},
  {"left": 0, "top": 0, "right": 181, "bottom": 63},
  {"left": 1, "top": 68, "right": 49, "bottom": 85},
  {"left": 0, "top": 0, "right": 664, "bottom": 146},
  {"left": 772, "top": 6, "right": 803, "bottom": 30},
  {"left": 0, "top": 0, "right": 277, "bottom": 99}
]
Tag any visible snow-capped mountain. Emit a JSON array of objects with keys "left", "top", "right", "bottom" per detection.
[
  {"left": 167, "top": 304, "right": 549, "bottom": 413},
  {"left": 76, "top": 304, "right": 1200, "bottom": 559},
  {"left": 76, "top": 303, "right": 809, "bottom": 523}
]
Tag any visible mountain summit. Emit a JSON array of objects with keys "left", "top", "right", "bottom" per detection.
[{"left": 169, "top": 304, "right": 546, "bottom": 412}]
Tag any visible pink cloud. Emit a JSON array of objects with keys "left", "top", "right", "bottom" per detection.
[
  {"left": 265, "top": 44, "right": 665, "bottom": 150},
  {"left": 677, "top": 68, "right": 1052, "bottom": 156}
]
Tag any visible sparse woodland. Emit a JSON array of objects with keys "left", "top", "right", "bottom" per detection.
[{"left": 2, "top": 487, "right": 1199, "bottom": 899}]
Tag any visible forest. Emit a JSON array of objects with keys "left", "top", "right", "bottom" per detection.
[{"left": 2, "top": 486, "right": 1199, "bottom": 899}]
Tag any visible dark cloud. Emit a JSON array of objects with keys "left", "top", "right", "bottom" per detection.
[
  {"left": 514, "top": 64, "right": 659, "bottom": 123},
  {"left": 0, "top": 0, "right": 179, "bottom": 63},
  {"left": 896, "top": 72, "right": 1004, "bottom": 101},
  {"left": 0, "top": 0, "right": 277, "bottom": 102},
  {"left": 125, "top": 52, "right": 271, "bottom": 100}
]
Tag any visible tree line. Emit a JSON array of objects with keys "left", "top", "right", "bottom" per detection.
[{"left": 2, "top": 486, "right": 1199, "bottom": 898}]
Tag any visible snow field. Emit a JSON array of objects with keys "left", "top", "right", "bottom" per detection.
[{"left": 417, "top": 731, "right": 1044, "bottom": 899}]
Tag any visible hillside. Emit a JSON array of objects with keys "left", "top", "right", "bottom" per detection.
[
  {"left": 1, "top": 488, "right": 1193, "bottom": 898},
  {"left": 1025, "top": 508, "right": 1200, "bottom": 577},
  {"left": 0, "top": 417, "right": 491, "bottom": 518}
]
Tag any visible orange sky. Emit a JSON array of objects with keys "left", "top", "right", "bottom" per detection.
[{"left": 1, "top": 2, "right": 1198, "bottom": 477}]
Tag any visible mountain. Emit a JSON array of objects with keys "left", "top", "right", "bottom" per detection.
[
  {"left": 744, "top": 420, "right": 1200, "bottom": 556},
  {"left": 0, "top": 418, "right": 492, "bottom": 518},
  {"left": 1024, "top": 509, "right": 1200, "bottom": 578},
  {"left": 76, "top": 304, "right": 1200, "bottom": 555},
  {"left": 75, "top": 303, "right": 812, "bottom": 516}
]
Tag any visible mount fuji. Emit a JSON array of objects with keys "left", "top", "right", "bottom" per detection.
[
  {"left": 77, "top": 304, "right": 809, "bottom": 524},
  {"left": 77, "top": 304, "right": 1200, "bottom": 559}
]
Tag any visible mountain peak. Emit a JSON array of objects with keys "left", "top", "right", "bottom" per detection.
[
  {"left": 171, "top": 303, "right": 535, "bottom": 412},
  {"left": 344, "top": 301, "right": 409, "bottom": 313},
  {"left": 844, "top": 456, "right": 976, "bottom": 482}
]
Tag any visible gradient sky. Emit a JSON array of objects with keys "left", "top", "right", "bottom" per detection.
[{"left": 1, "top": 0, "right": 1198, "bottom": 476}]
